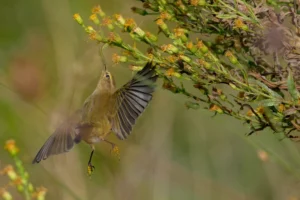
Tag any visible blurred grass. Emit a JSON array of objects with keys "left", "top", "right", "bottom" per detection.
[{"left": 1, "top": 0, "right": 300, "bottom": 200}]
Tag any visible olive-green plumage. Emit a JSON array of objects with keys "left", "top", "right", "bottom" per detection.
[{"left": 32, "top": 62, "right": 157, "bottom": 166}]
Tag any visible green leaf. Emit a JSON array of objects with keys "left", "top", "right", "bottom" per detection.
[
  {"left": 215, "top": 14, "right": 238, "bottom": 19},
  {"left": 185, "top": 101, "right": 200, "bottom": 110},
  {"left": 259, "top": 99, "right": 280, "bottom": 107},
  {"left": 250, "top": 78, "right": 282, "bottom": 99},
  {"left": 287, "top": 69, "right": 300, "bottom": 101}
]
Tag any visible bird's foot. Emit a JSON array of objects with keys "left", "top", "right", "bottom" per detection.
[
  {"left": 103, "top": 139, "right": 121, "bottom": 161},
  {"left": 87, "top": 162, "right": 95, "bottom": 176},
  {"left": 110, "top": 144, "right": 120, "bottom": 161}
]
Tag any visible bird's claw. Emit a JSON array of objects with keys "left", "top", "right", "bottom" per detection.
[
  {"left": 87, "top": 162, "right": 95, "bottom": 176},
  {"left": 110, "top": 144, "right": 120, "bottom": 161}
]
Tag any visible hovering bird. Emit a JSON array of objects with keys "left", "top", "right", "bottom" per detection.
[{"left": 32, "top": 61, "right": 158, "bottom": 174}]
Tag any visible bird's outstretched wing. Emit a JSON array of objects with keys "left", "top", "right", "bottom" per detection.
[
  {"left": 109, "top": 62, "right": 158, "bottom": 140},
  {"left": 32, "top": 110, "right": 82, "bottom": 163}
]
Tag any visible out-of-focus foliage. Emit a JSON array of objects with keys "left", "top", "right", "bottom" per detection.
[
  {"left": 1, "top": 140, "right": 46, "bottom": 200},
  {"left": 75, "top": 0, "right": 300, "bottom": 138}
]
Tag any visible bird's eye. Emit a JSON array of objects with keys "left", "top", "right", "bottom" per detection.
[{"left": 105, "top": 73, "right": 110, "bottom": 78}]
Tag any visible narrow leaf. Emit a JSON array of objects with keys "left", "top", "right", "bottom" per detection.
[
  {"left": 185, "top": 101, "right": 200, "bottom": 110},
  {"left": 287, "top": 69, "right": 300, "bottom": 101},
  {"left": 259, "top": 99, "right": 280, "bottom": 107},
  {"left": 250, "top": 78, "right": 282, "bottom": 99}
]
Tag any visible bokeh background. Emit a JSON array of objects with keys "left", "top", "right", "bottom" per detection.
[{"left": 1, "top": 0, "right": 300, "bottom": 199}]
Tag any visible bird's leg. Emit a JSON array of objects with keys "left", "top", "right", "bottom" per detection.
[
  {"left": 87, "top": 145, "right": 95, "bottom": 176},
  {"left": 103, "top": 139, "right": 120, "bottom": 160}
]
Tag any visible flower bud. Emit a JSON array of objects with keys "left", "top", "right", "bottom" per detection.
[
  {"left": 85, "top": 26, "right": 95, "bottom": 34},
  {"left": 108, "top": 32, "right": 123, "bottom": 44},
  {"left": 0, "top": 189, "right": 12, "bottom": 200},
  {"left": 114, "top": 14, "right": 126, "bottom": 26},
  {"left": 4, "top": 140, "right": 19, "bottom": 156},
  {"left": 209, "top": 104, "right": 223, "bottom": 114},
  {"left": 229, "top": 83, "right": 237, "bottom": 89},
  {"left": 133, "top": 27, "right": 146, "bottom": 38},
  {"left": 89, "top": 14, "right": 100, "bottom": 25},
  {"left": 179, "top": 55, "right": 191, "bottom": 63},
  {"left": 112, "top": 54, "right": 128, "bottom": 63},
  {"left": 161, "top": 44, "right": 179, "bottom": 54},
  {"left": 156, "top": 18, "right": 170, "bottom": 36},
  {"left": 197, "top": 59, "right": 211, "bottom": 69},
  {"left": 186, "top": 42, "right": 197, "bottom": 53},
  {"left": 225, "top": 51, "right": 238, "bottom": 64},
  {"left": 129, "top": 65, "right": 144, "bottom": 71},
  {"left": 146, "top": 32, "right": 158, "bottom": 42},
  {"left": 73, "top": 13, "right": 83, "bottom": 25},
  {"left": 92, "top": 5, "right": 105, "bottom": 17},
  {"left": 196, "top": 40, "right": 208, "bottom": 53}
]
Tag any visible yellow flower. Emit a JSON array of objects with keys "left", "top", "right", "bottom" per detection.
[
  {"left": 111, "top": 145, "right": 120, "bottom": 160},
  {"left": 225, "top": 50, "right": 233, "bottom": 57},
  {"left": 124, "top": 18, "right": 136, "bottom": 30},
  {"left": 160, "top": 11, "right": 172, "bottom": 20},
  {"left": 108, "top": 32, "right": 122, "bottom": 44},
  {"left": 166, "top": 55, "right": 178, "bottom": 63},
  {"left": 209, "top": 104, "right": 223, "bottom": 113},
  {"left": 102, "top": 17, "right": 112, "bottom": 26},
  {"left": 0, "top": 188, "right": 12, "bottom": 200},
  {"left": 73, "top": 13, "right": 83, "bottom": 25},
  {"left": 145, "top": 32, "right": 157, "bottom": 42},
  {"left": 278, "top": 104, "right": 285, "bottom": 113},
  {"left": 161, "top": 44, "right": 178, "bottom": 54},
  {"left": 234, "top": 18, "right": 244, "bottom": 28},
  {"left": 196, "top": 39, "right": 208, "bottom": 53},
  {"left": 89, "top": 14, "right": 100, "bottom": 25},
  {"left": 186, "top": 42, "right": 193, "bottom": 50},
  {"left": 147, "top": 53, "right": 154, "bottom": 60},
  {"left": 89, "top": 14, "right": 97, "bottom": 21},
  {"left": 4, "top": 140, "right": 19, "bottom": 156},
  {"left": 234, "top": 18, "right": 248, "bottom": 31},
  {"left": 0, "top": 165, "right": 17, "bottom": 180},
  {"left": 32, "top": 187, "right": 47, "bottom": 200},
  {"left": 156, "top": 18, "right": 164, "bottom": 26},
  {"left": 190, "top": 0, "right": 199, "bottom": 6},
  {"left": 92, "top": 5, "right": 101, "bottom": 14},
  {"left": 112, "top": 53, "right": 127, "bottom": 63},
  {"left": 256, "top": 106, "right": 264, "bottom": 114},
  {"left": 92, "top": 5, "right": 105, "bottom": 17},
  {"left": 112, "top": 53, "right": 121, "bottom": 64},
  {"left": 247, "top": 110, "right": 254, "bottom": 117},
  {"left": 166, "top": 68, "right": 175, "bottom": 76},
  {"left": 173, "top": 28, "right": 185, "bottom": 37}
]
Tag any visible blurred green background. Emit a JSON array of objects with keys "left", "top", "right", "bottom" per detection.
[{"left": 1, "top": 0, "right": 300, "bottom": 199}]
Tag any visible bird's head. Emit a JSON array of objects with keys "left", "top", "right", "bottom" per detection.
[{"left": 98, "top": 70, "right": 116, "bottom": 92}]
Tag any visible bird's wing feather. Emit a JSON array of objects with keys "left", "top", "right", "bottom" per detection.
[
  {"left": 109, "top": 62, "right": 158, "bottom": 140},
  {"left": 32, "top": 110, "right": 81, "bottom": 163}
]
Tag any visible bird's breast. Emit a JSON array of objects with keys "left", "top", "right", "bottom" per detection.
[
  {"left": 85, "top": 135, "right": 102, "bottom": 144},
  {"left": 79, "top": 117, "right": 112, "bottom": 144},
  {"left": 87, "top": 93, "right": 112, "bottom": 119}
]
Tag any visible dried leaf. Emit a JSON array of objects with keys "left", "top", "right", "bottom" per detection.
[{"left": 283, "top": 108, "right": 297, "bottom": 116}]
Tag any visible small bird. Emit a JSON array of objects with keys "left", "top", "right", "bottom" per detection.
[{"left": 32, "top": 61, "right": 158, "bottom": 173}]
